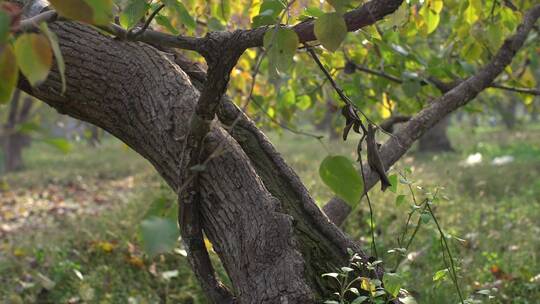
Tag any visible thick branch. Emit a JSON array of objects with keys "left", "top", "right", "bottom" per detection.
[
  {"left": 21, "top": 0, "right": 403, "bottom": 53},
  {"left": 325, "top": 4, "right": 540, "bottom": 226}
]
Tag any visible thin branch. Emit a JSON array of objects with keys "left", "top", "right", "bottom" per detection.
[
  {"left": 128, "top": 4, "right": 165, "bottom": 38},
  {"left": 16, "top": 10, "right": 57, "bottom": 32},
  {"left": 250, "top": 96, "right": 324, "bottom": 140},
  {"left": 352, "top": 63, "right": 403, "bottom": 83},
  {"left": 490, "top": 83, "right": 540, "bottom": 95},
  {"left": 349, "top": 62, "right": 540, "bottom": 96},
  {"left": 357, "top": 146, "right": 378, "bottom": 258}
]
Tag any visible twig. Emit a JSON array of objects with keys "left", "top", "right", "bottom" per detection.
[
  {"left": 129, "top": 4, "right": 165, "bottom": 38},
  {"left": 347, "top": 61, "right": 540, "bottom": 96},
  {"left": 427, "top": 203, "right": 465, "bottom": 304},
  {"left": 357, "top": 146, "right": 378, "bottom": 258},
  {"left": 490, "top": 83, "right": 540, "bottom": 95},
  {"left": 250, "top": 97, "right": 324, "bottom": 140},
  {"left": 17, "top": 10, "right": 57, "bottom": 32}
]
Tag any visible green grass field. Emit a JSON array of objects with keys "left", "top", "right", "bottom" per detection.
[{"left": 1, "top": 123, "right": 539, "bottom": 303}]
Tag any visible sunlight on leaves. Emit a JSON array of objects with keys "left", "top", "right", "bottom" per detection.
[{"left": 264, "top": 27, "right": 299, "bottom": 74}]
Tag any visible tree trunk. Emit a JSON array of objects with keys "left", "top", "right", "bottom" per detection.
[
  {"left": 418, "top": 115, "right": 453, "bottom": 152},
  {"left": 18, "top": 21, "right": 381, "bottom": 303},
  {"left": 87, "top": 124, "right": 102, "bottom": 147},
  {"left": 315, "top": 101, "right": 339, "bottom": 140},
  {"left": 494, "top": 97, "right": 519, "bottom": 130},
  {"left": 3, "top": 133, "right": 29, "bottom": 172},
  {"left": 1, "top": 90, "right": 33, "bottom": 173}
]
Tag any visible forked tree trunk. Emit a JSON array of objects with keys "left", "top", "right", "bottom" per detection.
[
  {"left": 16, "top": 1, "right": 540, "bottom": 301},
  {"left": 19, "top": 22, "right": 380, "bottom": 303}
]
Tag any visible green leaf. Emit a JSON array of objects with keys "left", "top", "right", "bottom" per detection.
[
  {"left": 464, "top": 0, "right": 481, "bottom": 25},
  {"left": 176, "top": 2, "right": 196, "bottom": 30},
  {"left": 264, "top": 27, "right": 299, "bottom": 74},
  {"left": 383, "top": 272, "right": 403, "bottom": 297},
  {"left": 296, "top": 95, "right": 311, "bottom": 110},
  {"left": 351, "top": 296, "right": 369, "bottom": 304},
  {"left": 314, "top": 12, "right": 347, "bottom": 52},
  {"left": 341, "top": 266, "right": 354, "bottom": 272},
  {"left": 402, "top": 80, "right": 421, "bottom": 98},
  {"left": 120, "top": 0, "right": 148, "bottom": 29},
  {"left": 39, "top": 23, "right": 66, "bottom": 94},
  {"left": 386, "top": 1, "right": 409, "bottom": 28},
  {"left": 302, "top": 7, "right": 324, "bottom": 18},
  {"left": 432, "top": 268, "right": 448, "bottom": 281},
  {"left": 14, "top": 33, "right": 52, "bottom": 86},
  {"left": 0, "top": 45, "right": 18, "bottom": 104},
  {"left": 388, "top": 174, "right": 398, "bottom": 193},
  {"left": 140, "top": 217, "right": 179, "bottom": 257},
  {"left": 319, "top": 155, "right": 363, "bottom": 206},
  {"left": 49, "top": 0, "right": 113, "bottom": 25},
  {"left": 155, "top": 14, "right": 179, "bottom": 34},
  {"left": 162, "top": 0, "right": 196, "bottom": 30},
  {"left": 420, "top": 4, "right": 440, "bottom": 34},
  {"left": 420, "top": 212, "right": 431, "bottom": 224},
  {"left": 395, "top": 194, "right": 406, "bottom": 206},
  {"left": 210, "top": 0, "right": 230, "bottom": 22},
  {"left": 252, "top": 0, "right": 285, "bottom": 28},
  {"left": 43, "top": 138, "right": 72, "bottom": 153},
  {"left": 327, "top": 0, "right": 350, "bottom": 13},
  {"left": 0, "top": 10, "right": 10, "bottom": 44},
  {"left": 144, "top": 195, "right": 177, "bottom": 219}
]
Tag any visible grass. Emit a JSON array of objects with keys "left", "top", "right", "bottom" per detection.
[{"left": 1, "top": 123, "right": 540, "bottom": 303}]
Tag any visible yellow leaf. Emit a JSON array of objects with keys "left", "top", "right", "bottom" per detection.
[
  {"left": 96, "top": 241, "right": 115, "bottom": 252},
  {"left": 464, "top": 0, "right": 481, "bottom": 24},
  {"left": 126, "top": 255, "right": 145, "bottom": 268},
  {"left": 430, "top": 0, "right": 444, "bottom": 14},
  {"left": 14, "top": 33, "right": 52, "bottom": 86},
  {"left": 49, "top": 0, "right": 112, "bottom": 25},
  {"left": 204, "top": 238, "right": 214, "bottom": 252},
  {"left": 13, "top": 248, "right": 26, "bottom": 257}
]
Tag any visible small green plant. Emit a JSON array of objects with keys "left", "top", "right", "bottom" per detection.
[{"left": 321, "top": 249, "right": 406, "bottom": 304}]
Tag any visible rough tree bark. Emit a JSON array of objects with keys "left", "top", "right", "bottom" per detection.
[
  {"left": 13, "top": 0, "right": 540, "bottom": 302},
  {"left": 16, "top": 21, "right": 379, "bottom": 303}
]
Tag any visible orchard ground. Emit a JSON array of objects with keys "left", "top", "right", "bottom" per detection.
[{"left": 1, "top": 122, "right": 539, "bottom": 303}]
